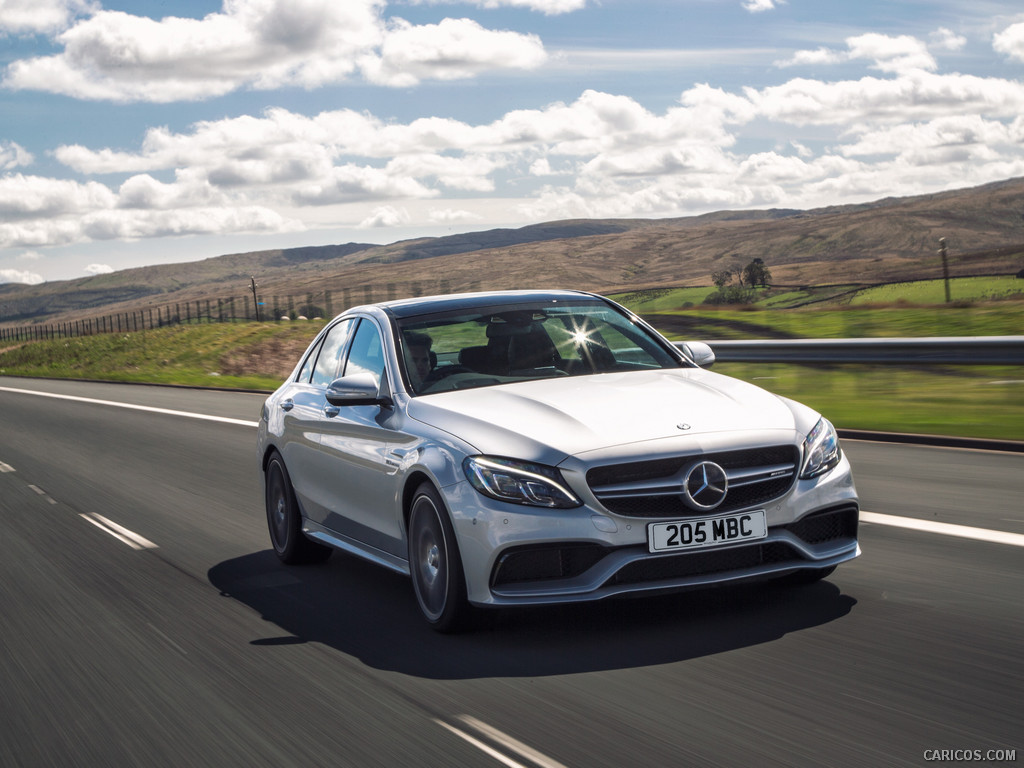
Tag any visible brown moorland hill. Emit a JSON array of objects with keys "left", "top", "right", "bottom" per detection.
[{"left": 2, "top": 176, "right": 1024, "bottom": 326}]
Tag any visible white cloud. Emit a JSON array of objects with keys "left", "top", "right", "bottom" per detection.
[
  {"left": 0, "top": 171, "right": 302, "bottom": 249},
  {"left": 359, "top": 206, "right": 410, "bottom": 228},
  {"left": 530, "top": 158, "right": 554, "bottom": 176},
  {"left": 409, "top": 0, "right": 586, "bottom": 14},
  {"left": 742, "top": 0, "right": 777, "bottom": 13},
  {"left": 83, "top": 262, "right": 112, "bottom": 275},
  {"left": 777, "top": 32, "right": 937, "bottom": 73},
  {"left": 848, "top": 33, "right": 936, "bottom": 73},
  {"left": 294, "top": 165, "right": 438, "bottom": 205},
  {"left": 776, "top": 47, "right": 844, "bottom": 68},
  {"left": 2, "top": 0, "right": 548, "bottom": 102},
  {"left": 930, "top": 27, "right": 966, "bottom": 52},
  {"left": 0, "top": 140, "right": 33, "bottom": 170},
  {"left": 0, "top": 174, "right": 116, "bottom": 220},
  {"left": 838, "top": 116, "right": 1018, "bottom": 171},
  {"left": 0, "top": 267, "right": 44, "bottom": 284},
  {"left": 747, "top": 71, "right": 1024, "bottom": 126},
  {"left": 790, "top": 141, "right": 813, "bottom": 159},
  {"left": 994, "top": 22, "right": 1024, "bottom": 63},
  {"left": 359, "top": 17, "right": 546, "bottom": 87},
  {"left": 428, "top": 208, "right": 482, "bottom": 223},
  {"left": 0, "top": 0, "right": 95, "bottom": 35}
]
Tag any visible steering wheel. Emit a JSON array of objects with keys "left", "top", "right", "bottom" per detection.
[{"left": 424, "top": 365, "right": 474, "bottom": 383}]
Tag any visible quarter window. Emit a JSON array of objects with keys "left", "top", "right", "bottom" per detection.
[{"left": 296, "top": 338, "right": 324, "bottom": 383}]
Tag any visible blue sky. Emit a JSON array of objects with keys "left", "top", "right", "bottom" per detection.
[{"left": 2, "top": 0, "right": 1024, "bottom": 284}]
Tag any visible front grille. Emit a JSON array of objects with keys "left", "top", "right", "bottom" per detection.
[
  {"left": 610, "top": 542, "right": 796, "bottom": 585},
  {"left": 588, "top": 445, "right": 799, "bottom": 518}
]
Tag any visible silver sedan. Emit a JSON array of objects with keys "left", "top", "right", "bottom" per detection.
[{"left": 257, "top": 290, "right": 859, "bottom": 631}]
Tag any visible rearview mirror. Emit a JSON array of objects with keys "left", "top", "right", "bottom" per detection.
[
  {"left": 326, "top": 373, "right": 392, "bottom": 407},
  {"left": 679, "top": 341, "right": 716, "bottom": 368}
]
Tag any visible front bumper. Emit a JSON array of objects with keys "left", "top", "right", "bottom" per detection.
[{"left": 445, "top": 454, "right": 859, "bottom": 607}]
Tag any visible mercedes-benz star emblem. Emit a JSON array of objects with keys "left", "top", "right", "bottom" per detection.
[{"left": 683, "top": 461, "right": 728, "bottom": 510}]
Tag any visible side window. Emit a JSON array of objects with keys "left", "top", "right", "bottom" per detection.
[
  {"left": 343, "top": 319, "right": 386, "bottom": 389},
  {"left": 311, "top": 319, "right": 355, "bottom": 387},
  {"left": 295, "top": 337, "right": 325, "bottom": 383}
]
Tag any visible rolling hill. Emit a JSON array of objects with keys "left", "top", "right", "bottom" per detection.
[{"left": 3, "top": 176, "right": 1024, "bottom": 326}]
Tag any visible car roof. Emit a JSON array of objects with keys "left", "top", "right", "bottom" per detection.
[{"left": 371, "top": 289, "right": 607, "bottom": 319}]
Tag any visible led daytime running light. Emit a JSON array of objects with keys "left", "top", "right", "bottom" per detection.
[{"left": 464, "top": 456, "right": 581, "bottom": 509}]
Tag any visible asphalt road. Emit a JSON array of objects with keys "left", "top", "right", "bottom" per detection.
[{"left": 0, "top": 377, "right": 1021, "bottom": 768}]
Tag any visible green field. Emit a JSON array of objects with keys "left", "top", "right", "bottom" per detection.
[
  {"left": 712, "top": 362, "right": 1023, "bottom": 441},
  {"left": 612, "top": 274, "right": 1024, "bottom": 314},
  {"left": 621, "top": 304, "right": 1024, "bottom": 341},
  {"left": 848, "top": 276, "right": 1024, "bottom": 305}
]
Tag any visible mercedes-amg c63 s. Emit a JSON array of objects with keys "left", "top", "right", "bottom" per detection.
[{"left": 257, "top": 290, "right": 859, "bottom": 631}]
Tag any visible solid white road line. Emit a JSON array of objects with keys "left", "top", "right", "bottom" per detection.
[
  {"left": 861, "top": 510, "right": 1024, "bottom": 548},
  {"left": 0, "top": 385, "right": 259, "bottom": 428},
  {"left": 80, "top": 513, "right": 158, "bottom": 550}
]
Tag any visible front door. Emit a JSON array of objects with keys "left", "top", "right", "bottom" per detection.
[{"left": 314, "top": 317, "right": 405, "bottom": 556}]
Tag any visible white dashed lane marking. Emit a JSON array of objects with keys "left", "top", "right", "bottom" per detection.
[
  {"left": 437, "top": 715, "right": 569, "bottom": 768},
  {"left": 79, "top": 513, "right": 158, "bottom": 550}
]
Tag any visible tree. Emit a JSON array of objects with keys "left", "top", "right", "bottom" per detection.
[
  {"left": 704, "top": 285, "right": 757, "bottom": 305},
  {"left": 711, "top": 269, "right": 733, "bottom": 288},
  {"left": 742, "top": 258, "right": 771, "bottom": 288}
]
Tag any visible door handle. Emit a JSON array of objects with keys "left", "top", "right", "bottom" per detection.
[
  {"left": 323, "top": 404, "right": 340, "bottom": 418},
  {"left": 279, "top": 399, "right": 294, "bottom": 412}
]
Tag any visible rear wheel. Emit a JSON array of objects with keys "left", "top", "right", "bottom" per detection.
[
  {"left": 408, "top": 483, "right": 470, "bottom": 633},
  {"left": 265, "top": 452, "right": 331, "bottom": 564}
]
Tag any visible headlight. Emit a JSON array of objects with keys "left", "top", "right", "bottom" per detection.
[
  {"left": 800, "top": 417, "right": 841, "bottom": 479},
  {"left": 463, "top": 456, "right": 582, "bottom": 509}
]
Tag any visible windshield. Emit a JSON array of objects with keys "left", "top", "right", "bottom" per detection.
[{"left": 395, "top": 299, "right": 685, "bottom": 395}]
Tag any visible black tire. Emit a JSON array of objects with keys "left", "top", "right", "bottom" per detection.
[
  {"left": 780, "top": 565, "right": 836, "bottom": 585},
  {"left": 408, "top": 483, "right": 471, "bottom": 633},
  {"left": 265, "top": 452, "right": 331, "bottom": 565}
]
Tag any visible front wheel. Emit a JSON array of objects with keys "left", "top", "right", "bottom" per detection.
[
  {"left": 408, "top": 483, "right": 471, "bottom": 633},
  {"left": 265, "top": 452, "right": 331, "bottom": 565}
]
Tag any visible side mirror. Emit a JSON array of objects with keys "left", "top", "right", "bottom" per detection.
[
  {"left": 679, "top": 341, "right": 716, "bottom": 368},
  {"left": 325, "top": 373, "right": 392, "bottom": 407}
]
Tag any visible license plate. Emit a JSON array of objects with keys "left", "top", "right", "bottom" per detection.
[{"left": 648, "top": 510, "right": 767, "bottom": 553}]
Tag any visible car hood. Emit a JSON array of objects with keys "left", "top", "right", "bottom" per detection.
[{"left": 407, "top": 368, "right": 811, "bottom": 465}]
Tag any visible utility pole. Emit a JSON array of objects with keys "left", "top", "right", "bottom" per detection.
[
  {"left": 938, "top": 238, "right": 951, "bottom": 303},
  {"left": 250, "top": 276, "right": 261, "bottom": 322}
]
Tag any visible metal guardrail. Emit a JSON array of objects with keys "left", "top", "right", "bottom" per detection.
[{"left": 676, "top": 337, "right": 1024, "bottom": 366}]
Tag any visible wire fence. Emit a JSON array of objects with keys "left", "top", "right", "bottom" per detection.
[{"left": 0, "top": 280, "right": 482, "bottom": 344}]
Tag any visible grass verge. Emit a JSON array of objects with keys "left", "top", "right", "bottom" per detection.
[{"left": 0, "top": 321, "right": 324, "bottom": 392}]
